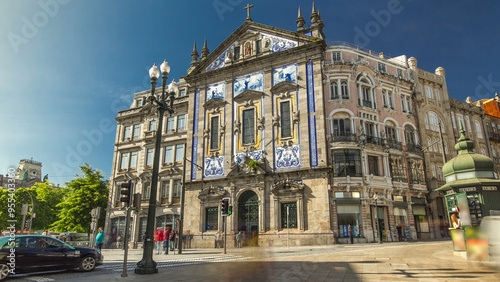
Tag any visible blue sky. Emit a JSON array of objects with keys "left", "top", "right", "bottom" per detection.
[{"left": 1, "top": 0, "right": 499, "bottom": 185}]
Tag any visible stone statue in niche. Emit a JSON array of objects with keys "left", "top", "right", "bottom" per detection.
[{"left": 245, "top": 42, "right": 252, "bottom": 56}]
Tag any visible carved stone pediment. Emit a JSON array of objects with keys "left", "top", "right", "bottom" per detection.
[
  {"left": 203, "top": 97, "right": 227, "bottom": 109},
  {"left": 227, "top": 155, "right": 265, "bottom": 178},
  {"left": 198, "top": 186, "right": 228, "bottom": 200},
  {"left": 270, "top": 81, "right": 299, "bottom": 93},
  {"left": 271, "top": 179, "right": 304, "bottom": 196},
  {"left": 233, "top": 89, "right": 264, "bottom": 103}
]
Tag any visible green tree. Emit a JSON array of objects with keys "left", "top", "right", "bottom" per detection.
[
  {"left": 51, "top": 164, "right": 108, "bottom": 233},
  {"left": 30, "top": 182, "right": 68, "bottom": 231}
]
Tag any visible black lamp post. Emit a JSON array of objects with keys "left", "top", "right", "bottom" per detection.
[{"left": 135, "top": 60, "right": 176, "bottom": 274}]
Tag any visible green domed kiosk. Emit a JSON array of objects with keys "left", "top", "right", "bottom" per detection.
[{"left": 437, "top": 123, "right": 500, "bottom": 256}]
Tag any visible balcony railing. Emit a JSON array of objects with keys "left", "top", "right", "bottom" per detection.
[
  {"left": 386, "top": 139, "right": 402, "bottom": 150},
  {"left": 490, "top": 132, "right": 500, "bottom": 142},
  {"left": 406, "top": 143, "right": 422, "bottom": 154},
  {"left": 331, "top": 132, "right": 357, "bottom": 142},
  {"left": 366, "top": 136, "right": 384, "bottom": 146}
]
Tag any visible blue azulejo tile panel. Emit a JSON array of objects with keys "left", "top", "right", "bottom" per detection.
[
  {"left": 234, "top": 150, "right": 263, "bottom": 164},
  {"left": 205, "top": 43, "right": 236, "bottom": 72},
  {"left": 191, "top": 136, "right": 198, "bottom": 180},
  {"left": 206, "top": 82, "right": 226, "bottom": 101},
  {"left": 234, "top": 72, "right": 264, "bottom": 97},
  {"left": 308, "top": 116, "right": 318, "bottom": 167},
  {"left": 306, "top": 59, "right": 316, "bottom": 113},
  {"left": 204, "top": 156, "right": 225, "bottom": 178},
  {"left": 273, "top": 63, "right": 298, "bottom": 85},
  {"left": 193, "top": 88, "right": 200, "bottom": 134},
  {"left": 275, "top": 145, "right": 301, "bottom": 170},
  {"left": 260, "top": 32, "right": 298, "bottom": 53}
]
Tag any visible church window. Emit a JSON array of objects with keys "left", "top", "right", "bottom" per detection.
[
  {"left": 242, "top": 108, "right": 255, "bottom": 144},
  {"left": 210, "top": 116, "right": 220, "bottom": 150},
  {"left": 280, "top": 101, "right": 292, "bottom": 138},
  {"left": 234, "top": 46, "right": 240, "bottom": 61},
  {"left": 281, "top": 202, "right": 298, "bottom": 229},
  {"left": 205, "top": 207, "right": 218, "bottom": 231},
  {"left": 256, "top": 40, "right": 262, "bottom": 54}
]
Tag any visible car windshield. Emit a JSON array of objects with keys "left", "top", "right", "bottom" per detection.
[{"left": 0, "top": 236, "right": 74, "bottom": 250}]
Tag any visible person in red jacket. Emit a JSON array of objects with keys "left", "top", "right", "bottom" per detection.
[
  {"left": 154, "top": 227, "right": 164, "bottom": 254},
  {"left": 163, "top": 226, "right": 171, "bottom": 255}
]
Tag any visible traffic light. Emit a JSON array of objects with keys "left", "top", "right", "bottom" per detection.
[
  {"left": 228, "top": 206, "right": 233, "bottom": 216},
  {"left": 221, "top": 198, "right": 229, "bottom": 216},
  {"left": 120, "top": 180, "right": 133, "bottom": 206}
]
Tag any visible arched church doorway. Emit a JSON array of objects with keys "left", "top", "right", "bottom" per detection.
[{"left": 238, "top": 190, "right": 259, "bottom": 247}]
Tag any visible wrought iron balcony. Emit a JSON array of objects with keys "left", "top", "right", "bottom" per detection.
[
  {"left": 386, "top": 139, "right": 402, "bottom": 150},
  {"left": 489, "top": 132, "right": 500, "bottom": 142},
  {"left": 366, "top": 136, "right": 384, "bottom": 146},
  {"left": 330, "top": 132, "right": 357, "bottom": 142},
  {"left": 406, "top": 143, "right": 422, "bottom": 154}
]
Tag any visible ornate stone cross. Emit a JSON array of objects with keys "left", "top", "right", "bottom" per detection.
[{"left": 244, "top": 4, "right": 254, "bottom": 21}]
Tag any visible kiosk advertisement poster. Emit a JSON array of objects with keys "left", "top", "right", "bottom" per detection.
[{"left": 456, "top": 192, "right": 472, "bottom": 227}]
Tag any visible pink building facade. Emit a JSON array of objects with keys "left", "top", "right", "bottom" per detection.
[{"left": 323, "top": 44, "right": 428, "bottom": 242}]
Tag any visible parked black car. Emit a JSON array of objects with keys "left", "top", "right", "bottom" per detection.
[{"left": 0, "top": 235, "right": 103, "bottom": 280}]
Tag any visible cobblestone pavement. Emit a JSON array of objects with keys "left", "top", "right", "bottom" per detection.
[{"left": 9, "top": 241, "right": 500, "bottom": 281}]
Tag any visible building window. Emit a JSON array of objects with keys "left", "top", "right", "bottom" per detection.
[
  {"left": 397, "top": 69, "right": 403, "bottom": 78},
  {"left": 382, "top": 90, "right": 388, "bottom": 108},
  {"left": 361, "top": 86, "right": 372, "bottom": 108},
  {"left": 210, "top": 116, "right": 220, "bottom": 150},
  {"left": 175, "top": 144, "right": 184, "bottom": 163},
  {"left": 475, "top": 120, "right": 483, "bottom": 138},
  {"left": 180, "top": 89, "right": 186, "bottom": 97},
  {"left": 456, "top": 114, "right": 464, "bottom": 129},
  {"left": 177, "top": 115, "right": 186, "bottom": 131},
  {"left": 205, "top": 207, "right": 218, "bottom": 231},
  {"left": 368, "top": 155, "right": 380, "bottom": 176},
  {"left": 407, "top": 97, "right": 413, "bottom": 114},
  {"left": 137, "top": 99, "right": 143, "bottom": 107},
  {"left": 161, "top": 181, "right": 169, "bottom": 199},
  {"left": 280, "top": 100, "right": 292, "bottom": 138},
  {"left": 124, "top": 126, "right": 131, "bottom": 140},
  {"left": 234, "top": 46, "right": 240, "bottom": 61},
  {"left": 444, "top": 140, "right": 448, "bottom": 154},
  {"left": 419, "top": 84, "right": 423, "bottom": 95},
  {"left": 401, "top": 96, "right": 407, "bottom": 113},
  {"left": 451, "top": 112, "right": 456, "bottom": 129},
  {"left": 256, "top": 40, "right": 262, "bottom": 54},
  {"left": 426, "top": 87, "right": 434, "bottom": 99},
  {"left": 428, "top": 112, "right": 439, "bottom": 132},
  {"left": 332, "top": 149, "right": 362, "bottom": 177},
  {"left": 465, "top": 116, "right": 472, "bottom": 132},
  {"left": 332, "top": 118, "right": 351, "bottom": 136},
  {"left": 408, "top": 158, "right": 424, "bottom": 184},
  {"left": 330, "top": 81, "right": 338, "bottom": 100},
  {"left": 427, "top": 137, "right": 433, "bottom": 152},
  {"left": 167, "top": 117, "right": 175, "bottom": 133},
  {"left": 394, "top": 207, "right": 408, "bottom": 226},
  {"left": 149, "top": 120, "right": 156, "bottom": 132},
  {"left": 436, "top": 90, "right": 441, "bottom": 101},
  {"left": 143, "top": 182, "right": 151, "bottom": 200},
  {"left": 164, "top": 146, "right": 173, "bottom": 164},
  {"left": 242, "top": 108, "right": 255, "bottom": 144},
  {"left": 432, "top": 165, "right": 436, "bottom": 178},
  {"left": 173, "top": 180, "right": 181, "bottom": 198},
  {"left": 146, "top": 148, "right": 154, "bottom": 166},
  {"left": 389, "top": 155, "right": 407, "bottom": 182},
  {"left": 341, "top": 81, "right": 348, "bottom": 99},
  {"left": 385, "top": 125, "right": 397, "bottom": 141},
  {"left": 130, "top": 152, "right": 138, "bottom": 169},
  {"left": 433, "top": 137, "right": 440, "bottom": 153},
  {"left": 332, "top": 52, "right": 341, "bottom": 62},
  {"left": 404, "top": 126, "right": 416, "bottom": 145},
  {"left": 120, "top": 153, "right": 129, "bottom": 170},
  {"left": 133, "top": 125, "right": 140, "bottom": 140},
  {"left": 378, "top": 63, "right": 386, "bottom": 72},
  {"left": 281, "top": 202, "right": 298, "bottom": 229}
]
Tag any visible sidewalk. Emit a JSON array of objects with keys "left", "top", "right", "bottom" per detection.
[{"left": 63, "top": 241, "right": 500, "bottom": 281}]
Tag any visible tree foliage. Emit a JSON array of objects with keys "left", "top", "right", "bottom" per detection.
[{"left": 51, "top": 164, "right": 108, "bottom": 233}]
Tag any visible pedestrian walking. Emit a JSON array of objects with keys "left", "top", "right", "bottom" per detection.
[
  {"left": 95, "top": 227, "right": 104, "bottom": 251},
  {"left": 236, "top": 231, "right": 244, "bottom": 248},
  {"left": 214, "top": 232, "right": 219, "bottom": 248},
  {"left": 164, "top": 226, "right": 171, "bottom": 254},
  {"left": 348, "top": 224, "right": 354, "bottom": 244},
  {"left": 154, "top": 227, "right": 164, "bottom": 254},
  {"left": 169, "top": 230, "right": 176, "bottom": 251},
  {"left": 116, "top": 234, "right": 122, "bottom": 249},
  {"left": 397, "top": 224, "right": 403, "bottom": 241}
]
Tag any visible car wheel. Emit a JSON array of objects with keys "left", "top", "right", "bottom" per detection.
[
  {"left": 79, "top": 256, "right": 96, "bottom": 272},
  {"left": 0, "top": 264, "right": 9, "bottom": 280}
]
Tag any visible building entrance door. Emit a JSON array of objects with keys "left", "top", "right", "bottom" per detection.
[{"left": 238, "top": 190, "right": 259, "bottom": 247}]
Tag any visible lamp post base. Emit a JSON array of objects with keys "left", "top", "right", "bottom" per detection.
[{"left": 135, "top": 260, "right": 158, "bottom": 274}]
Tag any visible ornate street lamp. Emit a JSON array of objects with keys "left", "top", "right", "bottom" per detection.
[{"left": 135, "top": 60, "right": 176, "bottom": 274}]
